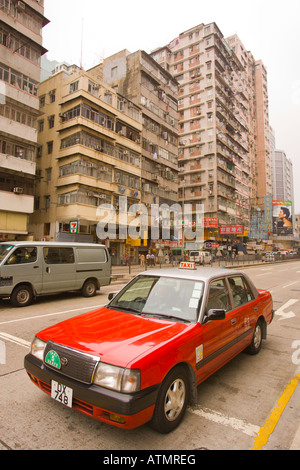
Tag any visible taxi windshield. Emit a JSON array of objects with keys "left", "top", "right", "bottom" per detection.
[
  {"left": 108, "top": 275, "right": 204, "bottom": 323},
  {"left": 0, "top": 245, "right": 14, "bottom": 262}
]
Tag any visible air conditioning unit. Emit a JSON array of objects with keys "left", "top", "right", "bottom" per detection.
[
  {"left": 17, "top": 1, "right": 25, "bottom": 10},
  {"left": 13, "top": 187, "right": 23, "bottom": 194}
]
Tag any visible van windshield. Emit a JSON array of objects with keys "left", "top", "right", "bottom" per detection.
[{"left": 0, "top": 245, "right": 14, "bottom": 262}]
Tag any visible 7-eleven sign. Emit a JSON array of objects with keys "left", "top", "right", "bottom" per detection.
[{"left": 69, "top": 220, "right": 79, "bottom": 234}]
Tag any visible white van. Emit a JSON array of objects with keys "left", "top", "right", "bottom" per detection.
[
  {"left": 0, "top": 242, "right": 111, "bottom": 307},
  {"left": 189, "top": 250, "right": 212, "bottom": 265}
]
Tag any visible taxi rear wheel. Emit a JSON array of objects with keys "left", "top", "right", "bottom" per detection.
[
  {"left": 150, "top": 366, "right": 189, "bottom": 433},
  {"left": 246, "top": 319, "right": 263, "bottom": 355}
]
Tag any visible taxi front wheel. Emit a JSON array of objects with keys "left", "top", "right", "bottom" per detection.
[
  {"left": 150, "top": 366, "right": 189, "bottom": 433},
  {"left": 246, "top": 319, "right": 263, "bottom": 355}
]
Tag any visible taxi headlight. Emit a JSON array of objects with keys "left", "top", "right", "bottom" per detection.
[
  {"left": 31, "top": 337, "right": 46, "bottom": 361},
  {"left": 93, "top": 362, "right": 140, "bottom": 393}
]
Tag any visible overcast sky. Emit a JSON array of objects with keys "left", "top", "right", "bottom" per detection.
[{"left": 43, "top": 0, "right": 300, "bottom": 212}]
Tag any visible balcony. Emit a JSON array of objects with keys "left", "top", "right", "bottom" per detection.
[
  {"left": 0, "top": 190, "right": 34, "bottom": 214},
  {"left": 0, "top": 153, "right": 36, "bottom": 176}
]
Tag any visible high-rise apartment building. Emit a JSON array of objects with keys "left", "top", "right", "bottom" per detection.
[
  {"left": 99, "top": 50, "right": 179, "bottom": 248},
  {"left": 254, "top": 59, "right": 272, "bottom": 205},
  {"left": 29, "top": 66, "right": 143, "bottom": 264},
  {"left": 100, "top": 50, "right": 179, "bottom": 205},
  {"left": 0, "top": 0, "right": 48, "bottom": 240},
  {"left": 151, "top": 22, "right": 271, "bottom": 242},
  {"left": 272, "top": 150, "right": 294, "bottom": 203}
]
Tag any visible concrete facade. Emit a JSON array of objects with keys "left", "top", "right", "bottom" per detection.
[
  {"left": 151, "top": 22, "right": 272, "bottom": 242},
  {"left": 29, "top": 66, "right": 144, "bottom": 264},
  {"left": 0, "top": 0, "right": 48, "bottom": 240}
]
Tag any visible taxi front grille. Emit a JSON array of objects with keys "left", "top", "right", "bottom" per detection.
[{"left": 44, "top": 340, "right": 99, "bottom": 384}]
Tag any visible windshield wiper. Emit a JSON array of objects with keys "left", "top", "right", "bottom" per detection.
[
  {"left": 109, "top": 305, "right": 142, "bottom": 314},
  {"left": 141, "top": 312, "right": 190, "bottom": 323}
]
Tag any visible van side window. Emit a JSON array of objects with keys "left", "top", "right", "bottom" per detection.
[
  {"left": 228, "top": 276, "right": 254, "bottom": 308},
  {"left": 5, "top": 247, "right": 37, "bottom": 265},
  {"left": 44, "top": 247, "right": 74, "bottom": 264}
]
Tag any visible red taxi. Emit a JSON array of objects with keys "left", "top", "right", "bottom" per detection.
[{"left": 24, "top": 264, "right": 273, "bottom": 433}]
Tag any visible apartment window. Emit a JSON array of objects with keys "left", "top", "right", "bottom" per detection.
[
  {"left": 48, "top": 115, "right": 55, "bottom": 129},
  {"left": 46, "top": 168, "right": 52, "bottom": 181},
  {"left": 47, "top": 141, "right": 53, "bottom": 154},
  {"left": 45, "top": 195, "right": 50, "bottom": 210},
  {"left": 49, "top": 90, "right": 56, "bottom": 103},
  {"left": 39, "top": 120, "right": 44, "bottom": 132},
  {"left": 111, "top": 66, "right": 118, "bottom": 79},
  {"left": 69, "top": 81, "right": 79, "bottom": 93},
  {"left": 39, "top": 96, "right": 45, "bottom": 108}
]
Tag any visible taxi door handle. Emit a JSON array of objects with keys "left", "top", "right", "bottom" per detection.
[
  {"left": 254, "top": 306, "right": 258, "bottom": 312},
  {"left": 231, "top": 318, "right": 236, "bottom": 325}
]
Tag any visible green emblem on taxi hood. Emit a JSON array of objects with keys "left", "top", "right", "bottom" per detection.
[{"left": 45, "top": 350, "right": 61, "bottom": 369}]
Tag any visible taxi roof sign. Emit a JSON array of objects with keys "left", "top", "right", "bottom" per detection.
[{"left": 179, "top": 261, "right": 196, "bottom": 270}]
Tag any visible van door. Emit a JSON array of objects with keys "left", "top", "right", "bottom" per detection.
[
  {"left": 1, "top": 245, "right": 43, "bottom": 294},
  {"left": 42, "top": 246, "right": 76, "bottom": 293}
]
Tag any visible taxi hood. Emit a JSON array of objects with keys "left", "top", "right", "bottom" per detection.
[{"left": 37, "top": 306, "right": 190, "bottom": 368}]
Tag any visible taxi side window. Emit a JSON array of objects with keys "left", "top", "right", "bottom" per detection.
[
  {"left": 5, "top": 247, "right": 37, "bottom": 265},
  {"left": 206, "top": 279, "right": 230, "bottom": 312},
  {"left": 228, "top": 276, "right": 254, "bottom": 308}
]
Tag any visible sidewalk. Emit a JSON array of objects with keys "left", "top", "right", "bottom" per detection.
[
  {"left": 110, "top": 257, "right": 300, "bottom": 285},
  {"left": 110, "top": 259, "right": 261, "bottom": 284}
]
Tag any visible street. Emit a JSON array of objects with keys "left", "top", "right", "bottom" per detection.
[{"left": 0, "top": 261, "right": 300, "bottom": 451}]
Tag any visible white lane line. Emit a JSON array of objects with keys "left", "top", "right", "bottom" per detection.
[
  {"left": 282, "top": 281, "right": 298, "bottom": 289},
  {"left": 188, "top": 406, "right": 260, "bottom": 437},
  {"left": 0, "top": 332, "right": 31, "bottom": 348},
  {"left": 0, "top": 303, "right": 106, "bottom": 326}
]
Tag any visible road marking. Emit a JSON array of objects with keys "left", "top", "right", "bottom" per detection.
[
  {"left": 188, "top": 406, "right": 259, "bottom": 437},
  {"left": 275, "top": 299, "right": 298, "bottom": 320},
  {"left": 282, "top": 281, "right": 298, "bottom": 289},
  {"left": 252, "top": 373, "right": 300, "bottom": 450},
  {"left": 0, "top": 332, "right": 31, "bottom": 348},
  {"left": 0, "top": 303, "right": 106, "bottom": 326}
]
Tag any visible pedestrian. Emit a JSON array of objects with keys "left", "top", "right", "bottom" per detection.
[
  {"left": 146, "top": 253, "right": 150, "bottom": 266},
  {"left": 140, "top": 254, "right": 145, "bottom": 267},
  {"left": 150, "top": 253, "right": 155, "bottom": 266}
]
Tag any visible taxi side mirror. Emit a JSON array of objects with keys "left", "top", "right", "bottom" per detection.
[
  {"left": 206, "top": 309, "right": 226, "bottom": 321},
  {"left": 108, "top": 292, "right": 117, "bottom": 301}
]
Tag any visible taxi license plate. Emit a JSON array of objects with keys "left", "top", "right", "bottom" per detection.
[{"left": 51, "top": 380, "right": 73, "bottom": 408}]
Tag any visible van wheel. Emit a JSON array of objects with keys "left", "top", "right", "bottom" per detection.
[
  {"left": 11, "top": 285, "right": 33, "bottom": 307},
  {"left": 81, "top": 280, "right": 97, "bottom": 297}
]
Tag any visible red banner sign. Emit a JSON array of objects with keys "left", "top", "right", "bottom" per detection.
[{"left": 220, "top": 226, "right": 244, "bottom": 235}]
